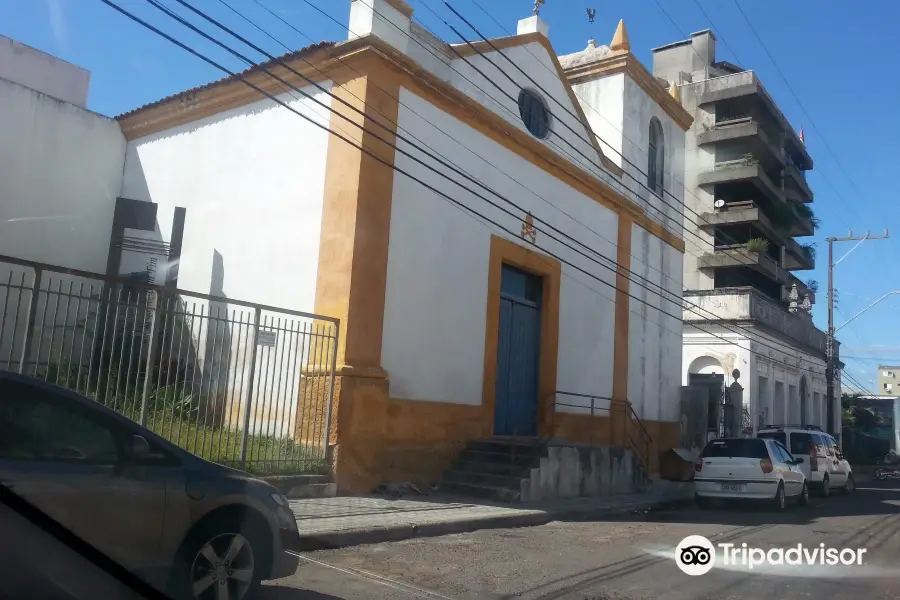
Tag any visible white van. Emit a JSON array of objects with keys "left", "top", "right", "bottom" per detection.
[{"left": 757, "top": 425, "right": 854, "bottom": 497}]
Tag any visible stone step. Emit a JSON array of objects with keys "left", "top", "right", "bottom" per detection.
[
  {"left": 439, "top": 480, "right": 522, "bottom": 503},
  {"left": 458, "top": 449, "right": 543, "bottom": 468},
  {"left": 467, "top": 439, "right": 547, "bottom": 458},
  {"left": 442, "top": 469, "right": 525, "bottom": 489},
  {"left": 453, "top": 459, "right": 532, "bottom": 477}
]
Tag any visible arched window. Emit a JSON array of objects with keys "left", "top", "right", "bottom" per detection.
[{"left": 648, "top": 118, "right": 665, "bottom": 195}]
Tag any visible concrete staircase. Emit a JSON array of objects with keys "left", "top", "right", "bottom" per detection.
[{"left": 439, "top": 438, "right": 651, "bottom": 503}]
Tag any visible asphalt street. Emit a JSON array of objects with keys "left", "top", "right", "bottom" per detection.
[{"left": 262, "top": 479, "right": 900, "bottom": 600}]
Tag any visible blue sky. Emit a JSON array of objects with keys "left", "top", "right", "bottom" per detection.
[{"left": 2, "top": 0, "right": 897, "bottom": 391}]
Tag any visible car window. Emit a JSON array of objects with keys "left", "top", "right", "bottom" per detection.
[
  {"left": 758, "top": 432, "right": 786, "bottom": 447},
  {"left": 810, "top": 433, "right": 825, "bottom": 454},
  {"left": 788, "top": 432, "right": 813, "bottom": 455},
  {"left": 0, "top": 384, "right": 120, "bottom": 464},
  {"left": 775, "top": 442, "right": 795, "bottom": 463},
  {"left": 701, "top": 438, "right": 769, "bottom": 459},
  {"left": 823, "top": 436, "right": 836, "bottom": 456}
]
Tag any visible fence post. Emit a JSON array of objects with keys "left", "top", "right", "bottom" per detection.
[
  {"left": 323, "top": 319, "right": 339, "bottom": 464},
  {"left": 239, "top": 306, "right": 261, "bottom": 470},
  {"left": 17, "top": 268, "right": 43, "bottom": 376},
  {"left": 139, "top": 291, "right": 159, "bottom": 426}
]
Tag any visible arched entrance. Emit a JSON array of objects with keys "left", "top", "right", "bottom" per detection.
[{"left": 687, "top": 356, "right": 725, "bottom": 440}]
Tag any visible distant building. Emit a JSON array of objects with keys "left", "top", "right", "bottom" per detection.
[
  {"left": 651, "top": 30, "right": 839, "bottom": 439},
  {"left": 878, "top": 366, "right": 900, "bottom": 395}
]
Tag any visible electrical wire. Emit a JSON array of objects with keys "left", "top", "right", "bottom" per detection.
[{"left": 102, "top": 0, "right": 833, "bottom": 383}]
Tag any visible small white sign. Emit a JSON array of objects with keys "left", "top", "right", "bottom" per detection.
[{"left": 257, "top": 330, "right": 277, "bottom": 347}]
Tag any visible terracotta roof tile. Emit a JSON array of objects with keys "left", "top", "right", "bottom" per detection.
[{"left": 115, "top": 41, "right": 336, "bottom": 120}]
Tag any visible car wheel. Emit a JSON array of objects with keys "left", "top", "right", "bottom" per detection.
[
  {"left": 821, "top": 475, "right": 831, "bottom": 498},
  {"left": 695, "top": 494, "right": 712, "bottom": 510},
  {"left": 797, "top": 482, "right": 809, "bottom": 506},
  {"left": 842, "top": 474, "right": 855, "bottom": 495},
  {"left": 876, "top": 469, "right": 885, "bottom": 481},
  {"left": 772, "top": 483, "right": 786, "bottom": 511},
  {"left": 170, "top": 518, "right": 266, "bottom": 600}
]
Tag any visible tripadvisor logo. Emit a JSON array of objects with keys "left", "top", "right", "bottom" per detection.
[{"left": 674, "top": 535, "right": 867, "bottom": 575}]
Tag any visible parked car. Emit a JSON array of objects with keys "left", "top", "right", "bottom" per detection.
[
  {"left": 694, "top": 437, "right": 808, "bottom": 510},
  {"left": 757, "top": 425, "right": 854, "bottom": 497},
  {"left": 0, "top": 370, "right": 300, "bottom": 600}
]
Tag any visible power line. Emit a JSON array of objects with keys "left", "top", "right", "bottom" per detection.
[
  {"left": 730, "top": 0, "right": 866, "bottom": 204},
  {"left": 104, "top": 0, "right": 834, "bottom": 381},
  {"left": 439, "top": 0, "right": 817, "bottom": 311},
  {"left": 168, "top": 0, "right": 836, "bottom": 377}
]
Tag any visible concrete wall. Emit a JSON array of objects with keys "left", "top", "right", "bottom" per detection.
[
  {"left": 0, "top": 36, "right": 90, "bottom": 107},
  {"left": 629, "top": 224, "right": 683, "bottom": 422},
  {"left": 381, "top": 87, "right": 620, "bottom": 407},
  {"left": 673, "top": 81, "right": 716, "bottom": 290},
  {"left": 0, "top": 77, "right": 125, "bottom": 271},
  {"left": 120, "top": 83, "right": 333, "bottom": 310}
]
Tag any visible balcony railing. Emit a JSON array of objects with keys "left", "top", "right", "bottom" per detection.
[
  {"left": 683, "top": 288, "right": 827, "bottom": 355},
  {"left": 700, "top": 244, "right": 793, "bottom": 287},
  {"left": 783, "top": 163, "right": 814, "bottom": 203},
  {"left": 695, "top": 70, "right": 812, "bottom": 169}
]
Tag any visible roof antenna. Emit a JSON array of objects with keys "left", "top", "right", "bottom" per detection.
[
  {"left": 586, "top": 8, "right": 596, "bottom": 23},
  {"left": 533, "top": 0, "right": 545, "bottom": 16}
]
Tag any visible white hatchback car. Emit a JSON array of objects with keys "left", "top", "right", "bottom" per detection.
[
  {"left": 757, "top": 425, "right": 854, "bottom": 497},
  {"left": 694, "top": 437, "right": 808, "bottom": 510}
]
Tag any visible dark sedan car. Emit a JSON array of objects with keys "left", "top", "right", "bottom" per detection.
[{"left": 0, "top": 370, "right": 300, "bottom": 600}]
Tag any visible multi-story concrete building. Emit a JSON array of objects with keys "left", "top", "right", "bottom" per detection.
[
  {"left": 878, "top": 367, "right": 900, "bottom": 396},
  {"left": 651, "top": 30, "right": 840, "bottom": 438}
]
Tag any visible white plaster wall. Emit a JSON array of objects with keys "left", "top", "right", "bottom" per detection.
[
  {"left": 0, "top": 77, "right": 125, "bottom": 271},
  {"left": 621, "top": 77, "right": 685, "bottom": 239},
  {"left": 571, "top": 73, "right": 624, "bottom": 171},
  {"left": 348, "top": 0, "right": 410, "bottom": 55},
  {"left": 382, "top": 88, "right": 620, "bottom": 407},
  {"left": 449, "top": 42, "right": 625, "bottom": 195},
  {"left": 120, "top": 83, "right": 333, "bottom": 311},
  {"left": 0, "top": 36, "right": 90, "bottom": 107},
  {"left": 684, "top": 325, "right": 828, "bottom": 432},
  {"left": 628, "top": 225, "right": 683, "bottom": 422}
]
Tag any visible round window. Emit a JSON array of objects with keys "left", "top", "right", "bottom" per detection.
[{"left": 518, "top": 89, "right": 550, "bottom": 139}]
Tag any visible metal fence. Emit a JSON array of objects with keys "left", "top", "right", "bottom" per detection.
[{"left": 0, "top": 254, "right": 339, "bottom": 475}]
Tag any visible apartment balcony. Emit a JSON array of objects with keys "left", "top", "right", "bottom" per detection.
[
  {"left": 697, "top": 161, "right": 786, "bottom": 207},
  {"left": 698, "top": 245, "right": 793, "bottom": 288},
  {"left": 696, "top": 71, "right": 813, "bottom": 170},
  {"left": 698, "top": 202, "right": 814, "bottom": 271},
  {"left": 784, "top": 163, "right": 814, "bottom": 204},
  {"left": 783, "top": 237, "right": 815, "bottom": 270},
  {"left": 683, "top": 287, "right": 827, "bottom": 356},
  {"left": 697, "top": 117, "right": 785, "bottom": 166}
]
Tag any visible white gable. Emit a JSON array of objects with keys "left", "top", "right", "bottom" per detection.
[{"left": 448, "top": 41, "right": 622, "bottom": 192}]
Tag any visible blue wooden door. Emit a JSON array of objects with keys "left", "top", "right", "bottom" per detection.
[{"left": 494, "top": 265, "right": 542, "bottom": 436}]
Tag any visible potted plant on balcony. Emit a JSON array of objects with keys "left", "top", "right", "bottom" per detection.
[
  {"left": 794, "top": 203, "right": 820, "bottom": 230},
  {"left": 745, "top": 237, "right": 770, "bottom": 253},
  {"left": 801, "top": 242, "right": 817, "bottom": 260}
]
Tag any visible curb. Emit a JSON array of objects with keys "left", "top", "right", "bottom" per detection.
[{"left": 292, "top": 495, "right": 691, "bottom": 552}]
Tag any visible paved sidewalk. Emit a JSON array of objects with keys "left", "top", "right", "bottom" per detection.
[{"left": 289, "top": 486, "right": 692, "bottom": 551}]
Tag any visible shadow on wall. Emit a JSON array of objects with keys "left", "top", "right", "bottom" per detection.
[{"left": 203, "top": 249, "right": 232, "bottom": 427}]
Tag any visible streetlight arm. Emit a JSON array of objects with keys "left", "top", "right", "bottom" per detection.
[{"left": 834, "top": 290, "right": 900, "bottom": 333}]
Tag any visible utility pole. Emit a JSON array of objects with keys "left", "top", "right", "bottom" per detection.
[{"left": 826, "top": 230, "right": 889, "bottom": 439}]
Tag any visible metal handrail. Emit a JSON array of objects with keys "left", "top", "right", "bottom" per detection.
[{"left": 515, "top": 391, "right": 653, "bottom": 473}]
